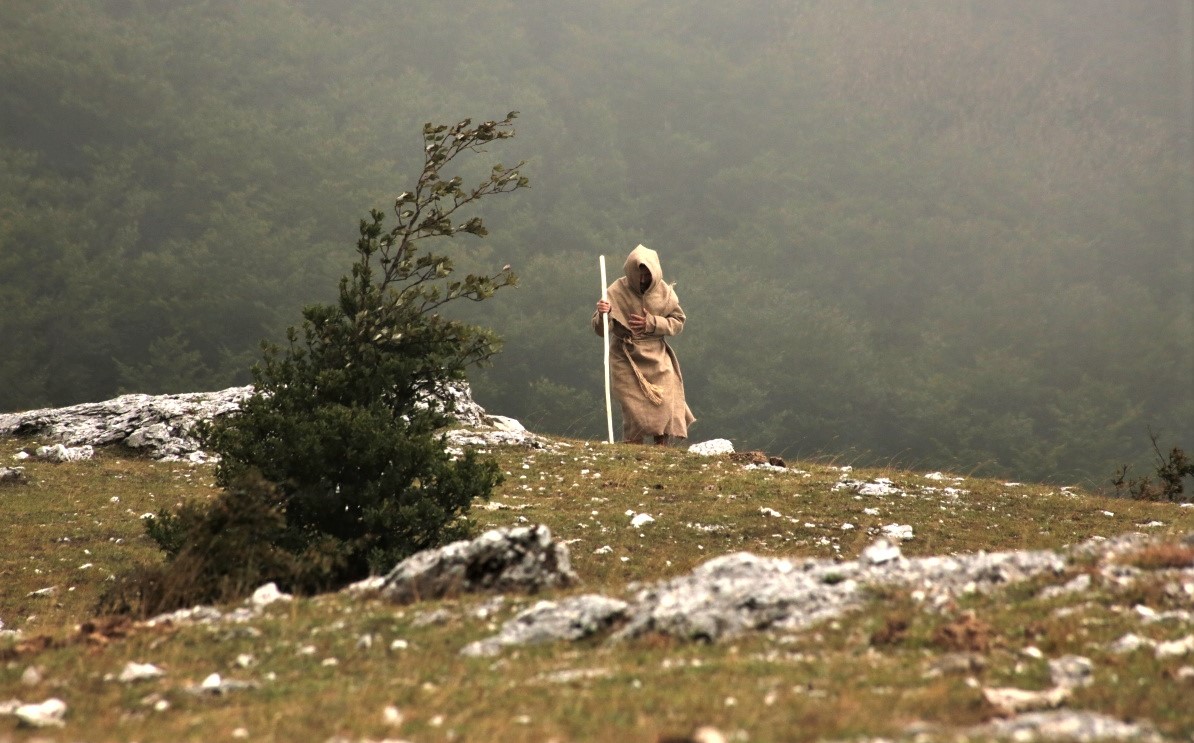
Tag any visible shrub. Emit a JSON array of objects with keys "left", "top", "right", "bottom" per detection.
[
  {"left": 123, "top": 115, "right": 528, "bottom": 611},
  {"left": 1112, "top": 431, "right": 1194, "bottom": 503},
  {"left": 99, "top": 473, "right": 300, "bottom": 616}
]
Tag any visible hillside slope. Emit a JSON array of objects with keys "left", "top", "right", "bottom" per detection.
[{"left": 1, "top": 395, "right": 1193, "bottom": 741}]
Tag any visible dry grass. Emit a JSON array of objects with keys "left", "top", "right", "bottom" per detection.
[
  {"left": 1119, "top": 543, "right": 1194, "bottom": 570},
  {"left": 1, "top": 434, "right": 1193, "bottom": 741}
]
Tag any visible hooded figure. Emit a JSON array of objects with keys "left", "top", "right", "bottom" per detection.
[{"left": 593, "top": 244, "right": 695, "bottom": 444}]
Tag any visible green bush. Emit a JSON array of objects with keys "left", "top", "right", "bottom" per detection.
[
  {"left": 122, "top": 115, "right": 527, "bottom": 610},
  {"left": 100, "top": 473, "right": 300, "bottom": 617},
  {"left": 1112, "top": 432, "right": 1194, "bottom": 503}
]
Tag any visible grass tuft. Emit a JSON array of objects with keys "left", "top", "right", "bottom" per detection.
[{"left": 1, "top": 433, "right": 1193, "bottom": 741}]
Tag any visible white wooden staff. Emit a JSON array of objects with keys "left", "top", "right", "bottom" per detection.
[{"left": 599, "top": 255, "right": 614, "bottom": 443}]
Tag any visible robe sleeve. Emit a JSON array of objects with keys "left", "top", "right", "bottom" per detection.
[
  {"left": 593, "top": 309, "right": 631, "bottom": 338},
  {"left": 646, "top": 304, "right": 685, "bottom": 337}
]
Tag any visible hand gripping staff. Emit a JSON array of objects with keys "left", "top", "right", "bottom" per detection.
[{"left": 599, "top": 255, "right": 614, "bottom": 444}]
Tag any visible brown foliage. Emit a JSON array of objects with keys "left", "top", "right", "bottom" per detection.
[
  {"left": 870, "top": 614, "right": 911, "bottom": 647},
  {"left": 1121, "top": 543, "right": 1194, "bottom": 570},
  {"left": 932, "top": 611, "right": 994, "bottom": 653}
]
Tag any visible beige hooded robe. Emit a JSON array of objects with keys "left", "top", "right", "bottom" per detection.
[{"left": 592, "top": 245, "right": 695, "bottom": 441}]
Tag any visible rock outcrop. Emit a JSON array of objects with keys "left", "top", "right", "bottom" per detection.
[
  {"left": 0, "top": 382, "right": 529, "bottom": 462},
  {"left": 378, "top": 524, "right": 578, "bottom": 604},
  {"left": 0, "top": 388, "right": 253, "bottom": 462},
  {"left": 466, "top": 536, "right": 1076, "bottom": 649}
]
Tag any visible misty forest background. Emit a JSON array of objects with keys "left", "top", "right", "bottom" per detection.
[{"left": 1, "top": 0, "right": 1191, "bottom": 487}]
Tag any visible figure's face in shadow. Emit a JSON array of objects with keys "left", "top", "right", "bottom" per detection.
[{"left": 639, "top": 265, "right": 651, "bottom": 293}]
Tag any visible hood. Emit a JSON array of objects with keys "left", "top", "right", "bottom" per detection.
[{"left": 623, "top": 244, "right": 663, "bottom": 295}]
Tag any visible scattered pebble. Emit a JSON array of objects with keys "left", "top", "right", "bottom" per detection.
[
  {"left": 118, "top": 662, "right": 165, "bottom": 683},
  {"left": 13, "top": 698, "right": 67, "bottom": 728},
  {"left": 383, "top": 705, "right": 404, "bottom": 726},
  {"left": 630, "top": 512, "right": 655, "bottom": 528},
  {"left": 880, "top": 523, "right": 914, "bottom": 541}
]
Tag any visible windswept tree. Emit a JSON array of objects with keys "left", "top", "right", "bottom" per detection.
[{"left": 109, "top": 115, "right": 529, "bottom": 615}]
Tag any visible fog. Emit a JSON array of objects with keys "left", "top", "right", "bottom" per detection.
[{"left": 1, "top": 0, "right": 1190, "bottom": 484}]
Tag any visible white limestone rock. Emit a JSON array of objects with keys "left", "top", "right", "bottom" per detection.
[
  {"left": 0, "top": 466, "right": 26, "bottom": 484},
  {"left": 461, "top": 595, "right": 630, "bottom": 657},
  {"left": 982, "top": 685, "right": 1071, "bottom": 715},
  {"left": 118, "top": 662, "right": 165, "bottom": 683},
  {"left": 1049, "top": 655, "right": 1094, "bottom": 689},
  {"left": 688, "top": 439, "right": 734, "bottom": 456},
  {"left": 1155, "top": 635, "right": 1194, "bottom": 659},
  {"left": 13, "top": 698, "right": 67, "bottom": 728},
  {"left": 0, "top": 381, "right": 498, "bottom": 462},
  {"left": 1109, "top": 633, "right": 1154, "bottom": 654},
  {"left": 35, "top": 444, "right": 93, "bottom": 462},
  {"left": 379, "top": 524, "right": 578, "bottom": 604},
  {"left": 862, "top": 538, "right": 903, "bottom": 566},
  {"left": 629, "top": 512, "right": 655, "bottom": 528},
  {"left": 248, "top": 582, "right": 291, "bottom": 610},
  {"left": 881, "top": 523, "right": 915, "bottom": 541},
  {"left": 980, "top": 711, "right": 1162, "bottom": 742},
  {"left": 485, "top": 414, "right": 526, "bottom": 433},
  {"left": 0, "top": 387, "right": 252, "bottom": 461}
]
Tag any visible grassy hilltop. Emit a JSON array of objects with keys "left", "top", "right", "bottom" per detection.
[{"left": 1, "top": 433, "right": 1193, "bottom": 742}]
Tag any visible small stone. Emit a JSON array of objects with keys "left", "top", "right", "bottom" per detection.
[
  {"left": 1155, "top": 635, "right": 1194, "bottom": 659},
  {"left": 630, "top": 513, "right": 655, "bottom": 528},
  {"left": 14, "top": 698, "right": 67, "bottom": 728},
  {"left": 20, "top": 666, "right": 42, "bottom": 686},
  {"left": 1049, "top": 655, "right": 1094, "bottom": 689},
  {"left": 383, "top": 705, "right": 404, "bottom": 726},
  {"left": 692, "top": 727, "right": 729, "bottom": 743},
  {"left": 881, "top": 523, "right": 914, "bottom": 541},
  {"left": 118, "top": 662, "right": 165, "bottom": 683},
  {"left": 248, "top": 582, "right": 291, "bottom": 609},
  {"left": 688, "top": 439, "right": 734, "bottom": 456},
  {"left": 191, "top": 673, "right": 257, "bottom": 695},
  {"left": 862, "top": 538, "right": 902, "bottom": 565},
  {"left": 35, "top": 444, "right": 94, "bottom": 462},
  {"left": 1109, "top": 633, "right": 1152, "bottom": 654},
  {"left": 982, "top": 685, "right": 1070, "bottom": 715}
]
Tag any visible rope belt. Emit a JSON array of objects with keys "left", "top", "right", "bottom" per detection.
[{"left": 618, "top": 336, "right": 665, "bottom": 406}]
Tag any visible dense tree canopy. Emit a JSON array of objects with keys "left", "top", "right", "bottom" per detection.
[{"left": 2, "top": 0, "right": 1190, "bottom": 486}]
